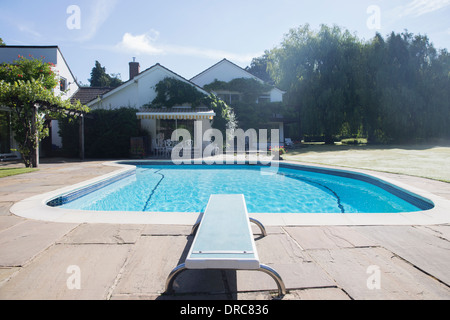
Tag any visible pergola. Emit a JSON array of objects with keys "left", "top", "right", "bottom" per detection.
[
  {"left": 35, "top": 101, "right": 90, "bottom": 165},
  {"left": 136, "top": 108, "right": 215, "bottom": 121}
]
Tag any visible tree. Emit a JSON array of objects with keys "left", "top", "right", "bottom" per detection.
[
  {"left": 246, "top": 51, "right": 273, "bottom": 84},
  {"left": 0, "top": 38, "right": 5, "bottom": 46},
  {"left": 269, "top": 24, "right": 362, "bottom": 144},
  {"left": 359, "top": 33, "right": 386, "bottom": 143},
  {"left": 360, "top": 31, "right": 449, "bottom": 143},
  {"left": 0, "top": 56, "right": 88, "bottom": 167},
  {"left": 267, "top": 24, "right": 450, "bottom": 144},
  {"left": 88, "top": 61, "right": 122, "bottom": 88},
  {"left": 204, "top": 77, "right": 280, "bottom": 130}
]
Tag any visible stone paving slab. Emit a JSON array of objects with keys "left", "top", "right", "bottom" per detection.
[
  {"left": 284, "top": 288, "right": 351, "bottom": 300},
  {"left": 255, "top": 233, "right": 311, "bottom": 264},
  {"left": 0, "top": 202, "right": 14, "bottom": 216},
  {"left": 417, "top": 225, "right": 450, "bottom": 241},
  {"left": 0, "top": 220, "right": 78, "bottom": 267},
  {"left": 358, "top": 226, "right": 450, "bottom": 286},
  {"left": 0, "top": 243, "right": 132, "bottom": 300},
  {"left": 284, "top": 226, "right": 377, "bottom": 250},
  {"left": 59, "top": 223, "right": 144, "bottom": 244},
  {"left": 235, "top": 262, "right": 336, "bottom": 293},
  {"left": 308, "top": 246, "right": 450, "bottom": 300},
  {"left": 233, "top": 288, "right": 350, "bottom": 300},
  {"left": 111, "top": 292, "right": 231, "bottom": 300},
  {"left": 0, "top": 267, "right": 20, "bottom": 285},
  {"left": 142, "top": 225, "right": 192, "bottom": 236},
  {"left": 113, "top": 235, "right": 192, "bottom": 296},
  {"left": 0, "top": 215, "right": 25, "bottom": 232}
]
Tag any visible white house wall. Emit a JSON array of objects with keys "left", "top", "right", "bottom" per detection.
[
  {"left": 90, "top": 81, "right": 139, "bottom": 109},
  {"left": 191, "top": 59, "right": 284, "bottom": 103},
  {"left": 56, "top": 48, "right": 78, "bottom": 101},
  {"left": 191, "top": 59, "right": 258, "bottom": 88},
  {"left": 89, "top": 65, "right": 199, "bottom": 110},
  {"left": 51, "top": 49, "right": 79, "bottom": 148},
  {"left": 270, "top": 88, "right": 284, "bottom": 103}
]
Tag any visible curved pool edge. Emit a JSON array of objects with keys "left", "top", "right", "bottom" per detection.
[{"left": 9, "top": 160, "right": 450, "bottom": 226}]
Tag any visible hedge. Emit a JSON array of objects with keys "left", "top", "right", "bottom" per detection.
[{"left": 58, "top": 108, "right": 148, "bottom": 159}]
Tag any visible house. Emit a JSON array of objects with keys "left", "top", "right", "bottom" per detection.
[
  {"left": 190, "top": 58, "right": 287, "bottom": 143},
  {"left": 85, "top": 61, "right": 216, "bottom": 153},
  {"left": 1, "top": 45, "right": 288, "bottom": 160},
  {"left": 0, "top": 45, "right": 79, "bottom": 159},
  {"left": 191, "top": 58, "right": 284, "bottom": 103}
]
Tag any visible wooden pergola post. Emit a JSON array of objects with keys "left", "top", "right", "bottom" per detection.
[
  {"left": 79, "top": 113, "right": 85, "bottom": 161},
  {"left": 31, "top": 104, "right": 39, "bottom": 168}
]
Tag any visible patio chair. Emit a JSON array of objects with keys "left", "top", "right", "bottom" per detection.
[
  {"left": 165, "top": 194, "right": 286, "bottom": 298},
  {"left": 164, "top": 140, "right": 174, "bottom": 158},
  {"left": 285, "top": 138, "right": 294, "bottom": 148},
  {"left": 152, "top": 138, "right": 165, "bottom": 157},
  {"left": 183, "top": 140, "right": 193, "bottom": 158}
]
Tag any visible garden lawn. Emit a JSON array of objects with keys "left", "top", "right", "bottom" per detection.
[
  {"left": 0, "top": 167, "right": 38, "bottom": 178},
  {"left": 284, "top": 144, "right": 450, "bottom": 183}
]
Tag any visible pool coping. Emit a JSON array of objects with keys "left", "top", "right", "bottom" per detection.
[{"left": 10, "top": 160, "right": 450, "bottom": 226}]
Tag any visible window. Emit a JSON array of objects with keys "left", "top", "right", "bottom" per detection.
[
  {"left": 157, "top": 119, "right": 194, "bottom": 141},
  {"left": 60, "top": 77, "right": 67, "bottom": 92}
]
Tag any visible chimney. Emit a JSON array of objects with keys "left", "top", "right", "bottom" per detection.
[{"left": 129, "top": 57, "right": 140, "bottom": 80}]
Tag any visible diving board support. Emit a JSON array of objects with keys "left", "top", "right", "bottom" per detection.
[
  {"left": 165, "top": 194, "right": 286, "bottom": 298},
  {"left": 249, "top": 218, "right": 267, "bottom": 237},
  {"left": 165, "top": 264, "right": 287, "bottom": 298},
  {"left": 190, "top": 216, "right": 267, "bottom": 237}
]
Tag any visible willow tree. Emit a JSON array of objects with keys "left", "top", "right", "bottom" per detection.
[
  {"left": 268, "top": 24, "right": 362, "bottom": 144},
  {"left": 0, "top": 56, "right": 88, "bottom": 167}
]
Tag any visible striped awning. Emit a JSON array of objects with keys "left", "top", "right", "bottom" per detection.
[{"left": 136, "top": 110, "right": 215, "bottom": 120}]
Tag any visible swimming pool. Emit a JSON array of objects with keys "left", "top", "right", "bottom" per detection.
[{"left": 48, "top": 163, "right": 434, "bottom": 214}]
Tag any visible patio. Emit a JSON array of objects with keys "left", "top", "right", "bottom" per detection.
[{"left": 0, "top": 159, "right": 449, "bottom": 300}]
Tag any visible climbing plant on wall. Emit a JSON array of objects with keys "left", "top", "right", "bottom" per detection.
[
  {"left": 144, "top": 77, "right": 237, "bottom": 138},
  {"left": 149, "top": 77, "right": 206, "bottom": 108},
  {"left": 204, "top": 78, "right": 272, "bottom": 103}
]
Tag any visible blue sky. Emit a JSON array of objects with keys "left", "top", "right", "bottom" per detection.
[{"left": 1, "top": 0, "right": 449, "bottom": 85}]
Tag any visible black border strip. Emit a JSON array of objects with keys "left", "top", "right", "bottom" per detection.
[{"left": 46, "top": 169, "right": 136, "bottom": 207}]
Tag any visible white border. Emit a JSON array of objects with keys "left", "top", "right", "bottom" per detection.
[{"left": 10, "top": 160, "right": 450, "bottom": 226}]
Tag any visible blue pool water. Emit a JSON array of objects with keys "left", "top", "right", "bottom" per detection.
[{"left": 55, "top": 165, "right": 433, "bottom": 214}]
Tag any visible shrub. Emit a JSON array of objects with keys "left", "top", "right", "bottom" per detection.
[{"left": 59, "top": 108, "right": 148, "bottom": 159}]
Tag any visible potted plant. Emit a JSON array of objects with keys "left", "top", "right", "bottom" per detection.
[{"left": 269, "top": 146, "right": 287, "bottom": 160}]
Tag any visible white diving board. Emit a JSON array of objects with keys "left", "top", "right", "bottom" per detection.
[{"left": 165, "top": 194, "right": 286, "bottom": 298}]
